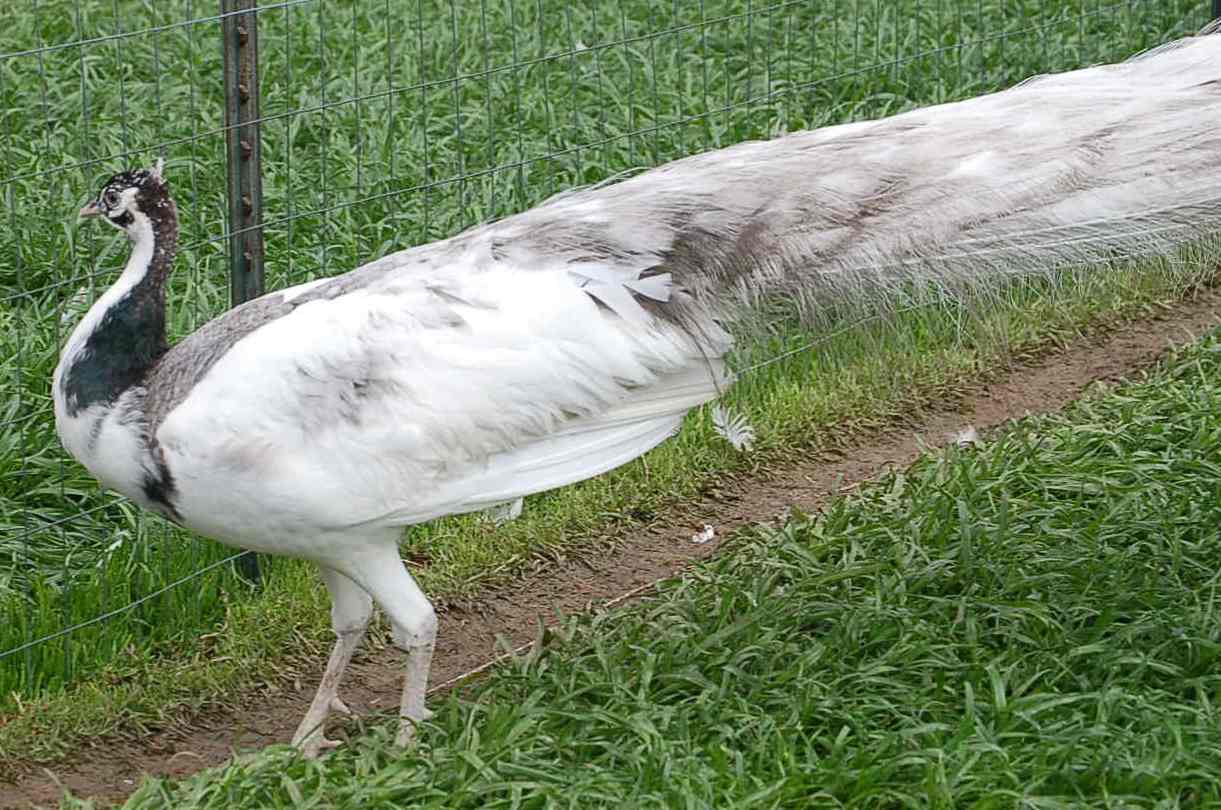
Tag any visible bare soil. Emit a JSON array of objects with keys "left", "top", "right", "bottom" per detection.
[{"left": 6, "top": 290, "right": 1221, "bottom": 808}]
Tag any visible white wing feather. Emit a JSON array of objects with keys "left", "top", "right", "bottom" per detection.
[
  {"left": 157, "top": 264, "right": 729, "bottom": 544},
  {"left": 711, "top": 404, "right": 755, "bottom": 452}
]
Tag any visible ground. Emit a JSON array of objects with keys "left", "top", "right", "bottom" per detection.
[{"left": 3, "top": 287, "right": 1218, "bottom": 809}]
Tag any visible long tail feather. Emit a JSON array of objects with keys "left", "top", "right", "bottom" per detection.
[{"left": 471, "top": 24, "right": 1221, "bottom": 331}]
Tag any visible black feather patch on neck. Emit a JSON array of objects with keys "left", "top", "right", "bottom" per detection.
[
  {"left": 61, "top": 176, "right": 179, "bottom": 416},
  {"left": 61, "top": 279, "right": 170, "bottom": 415}
]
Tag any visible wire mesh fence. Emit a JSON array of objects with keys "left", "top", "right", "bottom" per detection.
[{"left": 0, "top": 0, "right": 1214, "bottom": 715}]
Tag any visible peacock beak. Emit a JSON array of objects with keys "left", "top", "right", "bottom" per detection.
[{"left": 79, "top": 201, "right": 102, "bottom": 219}]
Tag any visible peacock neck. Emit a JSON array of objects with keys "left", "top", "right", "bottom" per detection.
[{"left": 58, "top": 200, "right": 179, "bottom": 417}]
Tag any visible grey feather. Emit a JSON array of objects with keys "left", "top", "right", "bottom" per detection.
[{"left": 142, "top": 293, "right": 296, "bottom": 433}]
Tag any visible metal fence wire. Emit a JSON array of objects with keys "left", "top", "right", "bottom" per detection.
[{"left": 0, "top": 1, "right": 1214, "bottom": 710}]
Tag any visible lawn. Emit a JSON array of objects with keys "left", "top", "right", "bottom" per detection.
[
  {"left": 0, "top": 0, "right": 1214, "bottom": 769},
  {"left": 99, "top": 324, "right": 1221, "bottom": 808}
]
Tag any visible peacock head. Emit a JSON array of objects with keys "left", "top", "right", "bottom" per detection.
[{"left": 79, "top": 158, "right": 173, "bottom": 238}]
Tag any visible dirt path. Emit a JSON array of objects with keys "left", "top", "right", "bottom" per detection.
[{"left": 7, "top": 291, "right": 1221, "bottom": 808}]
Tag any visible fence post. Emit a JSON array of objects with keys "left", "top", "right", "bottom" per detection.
[{"left": 221, "top": 0, "right": 265, "bottom": 586}]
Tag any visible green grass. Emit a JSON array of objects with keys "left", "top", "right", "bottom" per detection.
[
  {"left": 92, "top": 324, "right": 1221, "bottom": 809},
  {"left": 0, "top": 0, "right": 1214, "bottom": 770}
]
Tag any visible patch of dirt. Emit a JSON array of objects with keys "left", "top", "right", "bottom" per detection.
[{"left": 5, "top": 290, "right": 1220, "bottom": 808}]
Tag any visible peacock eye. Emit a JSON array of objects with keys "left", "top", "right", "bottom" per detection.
[{"left": 103, "top": 189, "right": 120, "bottom": 208}]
